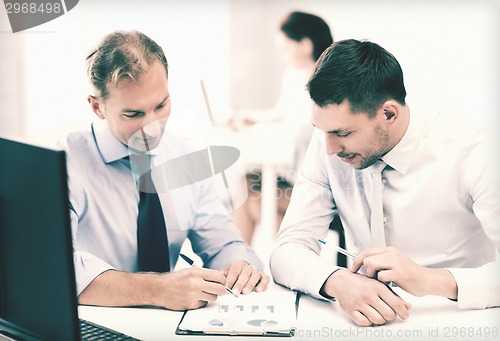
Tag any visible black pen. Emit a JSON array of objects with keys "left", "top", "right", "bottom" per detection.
[{"left": 179, "top": 253, "right": 237, "bottom": 297}]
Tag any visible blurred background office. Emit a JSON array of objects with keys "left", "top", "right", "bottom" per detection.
[
  {"left": 230, "top": 10, "right": 333, "bottom": 245},
  {"left": 1, "top": 0, "right": 499, "bottom": 260}
]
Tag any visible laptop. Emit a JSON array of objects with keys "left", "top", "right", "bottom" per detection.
[
  {"left": 0, "top": 136, "right": 138, "bottom": 341},
  {"left": 200, "top": 79, "right": 239, "bottom": 130}
]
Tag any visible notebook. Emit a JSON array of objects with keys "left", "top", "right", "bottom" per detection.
[
  {"left": 0, "top": 136, "right": 138, "bottom": 341},
  {"left": 176, "top": 290, "right": 298, "bottom": 337}
]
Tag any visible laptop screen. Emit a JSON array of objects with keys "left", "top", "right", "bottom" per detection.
[{"left": 0, "top": 137, "right": 80, "bottom": 341}]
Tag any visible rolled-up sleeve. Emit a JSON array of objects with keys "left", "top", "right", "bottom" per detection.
[{"left": 70, "top": 207, "right": 115, "bottom": 295}]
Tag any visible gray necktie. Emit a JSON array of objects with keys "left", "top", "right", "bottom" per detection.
[{"left": 370, "top": 160, "right": 387, "bottom": 248}]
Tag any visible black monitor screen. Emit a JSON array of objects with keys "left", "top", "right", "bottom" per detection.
[{"left": 0, "top": 137, "right": 80, "bottom": 341}]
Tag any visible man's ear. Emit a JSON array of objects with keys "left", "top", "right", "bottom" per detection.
[
  {"left": 88, "top": 95, "right": 105, "bottom": 120},
  {"left": 381, "top": 101, "right": 399, "bottom": 123}
]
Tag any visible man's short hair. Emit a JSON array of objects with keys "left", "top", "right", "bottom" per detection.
[
  {"left": 86, "top": 30, "right": 169, "bottom": 100},
  {"left": 307, "top": 39, "right": 406, "bottom": 116}
]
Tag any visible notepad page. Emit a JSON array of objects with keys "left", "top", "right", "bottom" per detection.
[{"left": 177, "top": 290, "right": 297, "bottom": 335}]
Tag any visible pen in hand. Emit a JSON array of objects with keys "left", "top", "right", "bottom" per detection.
[
  {"left": 179, "top": 253, "right": 237, "bottom": 297},
  {"left": 319, "top": 239, "right": 397, "bottom": 292}
]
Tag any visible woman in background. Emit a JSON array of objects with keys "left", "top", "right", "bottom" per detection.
[{"left": 232, "top": 11, "right": 334, "bottom": 245}]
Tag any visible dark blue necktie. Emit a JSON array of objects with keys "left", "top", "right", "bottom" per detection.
[{"left": 134, "top": 154, "right": 170, "bottom": 272}]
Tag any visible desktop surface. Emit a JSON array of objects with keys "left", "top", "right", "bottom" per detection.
[{"left": 78, "top": 283, "right": 500, "bottom": 340}]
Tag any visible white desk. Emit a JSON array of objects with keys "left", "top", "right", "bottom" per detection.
[
  {"left": 78, "top": 284, "right": 291, "bottom": 341},
  {"left": 297, "top": 290, "right": 500, "bottom": 341},
  {"left": 79, "top": 285, "right": 500, "bottom": 340}
]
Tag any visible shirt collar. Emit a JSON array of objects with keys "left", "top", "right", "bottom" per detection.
[
  {"left": 92, "top": 121, "right": 162, "bottom": 164},
  {"left": 92, "top": 121, "right": 129, "bottom": 164},
  {"left": 380, "top": 112, "right": 425, "bottom": 174}
]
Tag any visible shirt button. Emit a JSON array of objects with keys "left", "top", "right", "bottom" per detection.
[
  {"left": 382, "top": 178, "right": 387, "bottom": 184},
  {"left": 383, "top": 216, "right": 388, "bottom": 223}
]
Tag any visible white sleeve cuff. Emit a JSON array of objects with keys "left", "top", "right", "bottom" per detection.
[{"left": 448, "top": 261, "right": 500, "bottom": 309}]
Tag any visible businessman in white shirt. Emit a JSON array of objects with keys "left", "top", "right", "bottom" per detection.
[{"left": 270, "top": 39, "right": 499, "bottom": 326}]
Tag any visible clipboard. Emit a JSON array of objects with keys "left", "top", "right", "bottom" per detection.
[{"left": 175, "top": 290, "right": 299, "bottom": 337}]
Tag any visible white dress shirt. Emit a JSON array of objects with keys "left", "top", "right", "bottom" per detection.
[
  {"left": 61, "top": 121, "right": 262, "bottom": 295},
  {"left": 270, "top": 112, "right": 499, "bottom": 309}
]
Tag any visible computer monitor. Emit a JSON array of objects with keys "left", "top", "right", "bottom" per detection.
[{"left": 0, "top": 136, "right": 80, "bottom": 340}]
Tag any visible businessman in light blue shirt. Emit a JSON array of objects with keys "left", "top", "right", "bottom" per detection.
[{"left": 61, "top": 30, "right": 269, "bottom": 311}]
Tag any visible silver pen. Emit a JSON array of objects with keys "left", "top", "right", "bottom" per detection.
[
  {"left": 319, "top": 239, "right": 397, "bottom": 289},
  {"left": 318, "top": 239, "right": 357, "bottom": 259}
]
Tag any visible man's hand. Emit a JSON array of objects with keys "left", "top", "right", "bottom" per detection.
[
  {"left": 78, "top": 268, "right": 229, "bottom": 311},
  {"left": 154, "top": 267, "right": 228, "bottom": 311},
  {"left": 321, "top": 268, "right": 412, "bottom": 327},
  {"left": 351, "top": 247, "right": 458, "bottom": 299},
  {"left": 223, "top": 260, "right": 270, "bottom": 296}
]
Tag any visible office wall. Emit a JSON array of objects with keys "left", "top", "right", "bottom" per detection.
[
  {"left": 229, "top": 0, "right": 500, "bottom": 130},
  {"left": 0, "top": 15, "right": 26, "bottom": 138},
  {"left": 1, "top": 0, "right": 499, "bottom": 145},
  {"left": 0, "top": 0, "right": 231, "bottom": 145}
]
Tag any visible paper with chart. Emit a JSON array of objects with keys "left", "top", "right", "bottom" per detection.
[{"left": 177, "top": 290, "right": 297, "bottom": 335}]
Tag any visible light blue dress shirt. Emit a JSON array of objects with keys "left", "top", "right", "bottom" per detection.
[{"left": 61, "top": 121, "right": 262, "bottom": 295}]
